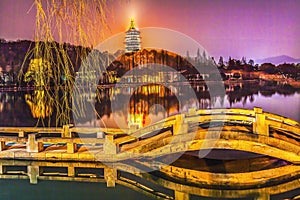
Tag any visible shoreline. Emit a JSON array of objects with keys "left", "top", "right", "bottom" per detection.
[{"left": 0, "top": 78, "right": 299, "bottom": 92}]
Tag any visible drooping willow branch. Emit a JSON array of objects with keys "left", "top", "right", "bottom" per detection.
[{"left": 20, "top": 0, "right": 112, "bottom": 127}]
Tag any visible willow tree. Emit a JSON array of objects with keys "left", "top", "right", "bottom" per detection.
[{"left": 20, "top": 0, "right": 112, "bottom": 127}]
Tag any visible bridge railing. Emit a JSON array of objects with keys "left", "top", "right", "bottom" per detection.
[
  {"left": 0, "top": 107, "right": 299, "bottom": 157},
  {"left": 0, "top": 126, "right": 128, "bottom": 154},
  {"left": 180, "top": 107, "right": 299, "bottom": 136},
  {"left": 127, "top": 107, "right": 299, "bottom": 141}
]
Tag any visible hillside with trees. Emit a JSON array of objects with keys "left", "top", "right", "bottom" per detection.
[{"left": 0, "top": 39, "right": 299, "bottom": 87}]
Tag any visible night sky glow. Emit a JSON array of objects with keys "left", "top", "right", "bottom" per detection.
[{"left": 0, "top": 0, "right": 299, "bottom": 60}]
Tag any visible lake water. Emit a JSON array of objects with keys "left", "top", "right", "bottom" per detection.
[
  {"left": 0, "top": 82, "right": 299, "bottom": 127},
  {"left": 0, "top": 82, "right": 299, "bottom": 199}
]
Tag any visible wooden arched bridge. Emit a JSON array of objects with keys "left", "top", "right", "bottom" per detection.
[
  {"left": 0, "top": 107, "right": 299, "bottom": 199},
  {"left": 0, "top": 107, "right": 299, "bottom": 163}
]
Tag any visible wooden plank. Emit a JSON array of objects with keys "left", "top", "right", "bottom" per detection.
[
  {"left": 265, "top": 112, "right": 299, "bottom": 127},
  {"left": 185, "top": 114, "right": 254, "bottom": 124},
  {"left": 268, "top": 121, "right": 300, "bottom": 135},
  {"left": 36, "top": 137, "right": 105, "bottom": 144},
  {"left": 114, "top": 136, "right": 137, "bottom": 145},
  {"left": 130, "top": 121, "right": 173, "bottom": 139},
  {"left": 70, "top": 127, "right": 127, "bottom": 134},
  {"left": 196, "top": 108, "right": 255, "bottom": 116},
  {"left": 120, "top": 131, "right": 172, "bottom": 152}
]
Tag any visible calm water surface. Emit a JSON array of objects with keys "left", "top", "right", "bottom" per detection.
[
  {"left": 0, "top": 83, "right": 298, "bottom": 127},
  {"left": 0, "top": 83, "right": 299, "bottom": 199}
]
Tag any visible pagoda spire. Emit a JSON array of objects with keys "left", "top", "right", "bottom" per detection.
[{"left": 129, "top": 18, "right": 135, "bottom": 29}]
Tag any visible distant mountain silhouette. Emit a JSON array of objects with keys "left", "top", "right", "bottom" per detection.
[{"left": 255, "top": 55, "right": 300, "bottom": 65}]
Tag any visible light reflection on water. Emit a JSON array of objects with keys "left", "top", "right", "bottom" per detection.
[
  {"left": 225, "top": 92, "right": 300, "bottom": 122},
  {"left": 0, "top": 83, "right": 299, "bottom": 199},
  {"left": 0, "top": 82, "right": 299, "bottom": 127},
  {"left": 0, "top": 155, "right": 299, "bottom": 200}
]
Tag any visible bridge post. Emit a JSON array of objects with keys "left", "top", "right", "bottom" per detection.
[
  {"left": 173, "top": 114, "right": 188, "bottom": 135},
  {"left": 174, "top": 191, "right": 190, "bottom": 200},
  {"left": 27, "top": 165, "right": 40, "bottom": 184},
  {"left": 67, "top": 143, "right": 77, "bottom": 153},
  {"left": 0, "top": 141, "right": 6, "bottom": 151},
  {"left": 104, "top": 167, "right": 118, "bottom": 187},
  {"left": 68, "top": 166, "right": 77, "bottom": 177},
  {"left": 104, "top": 135, "right": 119, "bottom": 155},
  {"left": 253, "top": 107, "right": 269, "bottom": 136},
  {"left": 27, "top": 134, "right": 44, "bottom": 153},
  {"left": 62, "top": 125, "right": 72, "bottom": 138},
  {"left": 0, "top": 164, "right": 6, "bottom": 174},
  {"left": 97, "top": 131, "right": 105, "bottom": 139},
  {"left": 18, "top": 131, "right": 25, "bottom": 137}
]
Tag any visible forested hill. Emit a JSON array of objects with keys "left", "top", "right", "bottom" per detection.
[
  {"left": 0, "top": 39, "right": 89, "bottom": 74},
  {"left": 0, "top": 39, "right": 214, "bottom": 77}
]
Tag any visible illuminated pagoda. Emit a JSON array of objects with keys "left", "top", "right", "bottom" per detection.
[{"left": 125, "top": 18, "right": 141, "bottom": 53}]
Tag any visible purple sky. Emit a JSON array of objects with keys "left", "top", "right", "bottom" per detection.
[{"left": 0, "top": 0, "right": 299, "bottom": 60}]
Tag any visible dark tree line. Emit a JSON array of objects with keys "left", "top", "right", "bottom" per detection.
[
  {"left": 0, "top": 39, "right": 90, "bottom": 86},
  {"left": 1, "top": 39, "right": 299, "bottom": 87},
  {"left": 217, "top": 56, "right": 300, "bottom": 80}
]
